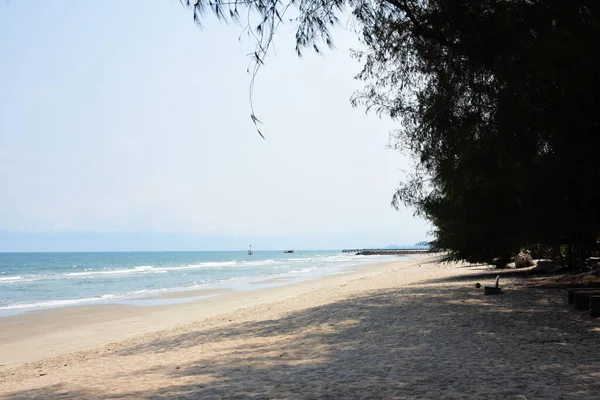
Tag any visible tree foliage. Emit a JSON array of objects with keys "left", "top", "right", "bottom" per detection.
[{"left": 184, "top": 0, "right": 600, "bottom": 264}]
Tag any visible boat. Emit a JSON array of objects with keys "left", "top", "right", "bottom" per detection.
[
  {"left": 284, "top": 250, "right": 294, "bottom": 254},
  {"left": 248, "top": 245, "right": 253, "bottom": 255}
]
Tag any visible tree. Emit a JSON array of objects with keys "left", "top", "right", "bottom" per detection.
[{"left": 184, "top": 0, "right": 600, "bottom": 265}]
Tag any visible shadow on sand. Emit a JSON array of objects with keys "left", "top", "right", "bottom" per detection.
[{"left": 5, "top": 278, "right": 600, "bottom": 399}]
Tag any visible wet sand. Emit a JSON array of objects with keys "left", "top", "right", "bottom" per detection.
[
  {"left": 141, "top": 288, "right": 233, "bottom": 300},
  {"left": 249, "top": 277, "right": 296, "bottom": 285}
]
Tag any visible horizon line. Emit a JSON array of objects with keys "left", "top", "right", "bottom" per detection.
[{"left": 0, "top": 246, "right": 429, "bottom": 254}]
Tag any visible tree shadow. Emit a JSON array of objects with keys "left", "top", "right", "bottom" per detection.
[
  {"left": 416, "top": 267, "right": 543, "bottom": 286},
  {"left": 5, "top": 282, "right": 600, "bottom": 399}
]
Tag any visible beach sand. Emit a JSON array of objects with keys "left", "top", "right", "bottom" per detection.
[
  {"left": 141, "top": 288, "right": 233, "bottom": 300},
  {"left": 1, "top": 255, "right": 600, "bottom": 399},
  {"left": 249, "top": 277, "right": 296, "bottom": 285}
]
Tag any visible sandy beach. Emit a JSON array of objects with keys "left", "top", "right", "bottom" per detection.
[{"left": 1, "top": 255, "right": 600, "bottom": 399}]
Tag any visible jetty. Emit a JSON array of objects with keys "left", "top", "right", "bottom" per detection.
[{"left": 342, "top": 248, "right": 430, "bottom": 255}]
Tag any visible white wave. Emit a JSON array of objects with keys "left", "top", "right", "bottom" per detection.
[
  {"left": 0, "top": 276, "right": 22, "bottom": 282},
  {"left": 194, "top": 261, "right": 238, "bottom": 267},
  {"left": 0, "top": 287, "right": 173, "bottom": 311},
  {"left": 65, "top": 266, "right": 168, "bottom": 277},
  {"left": 288, "top": 267, "right": 318, "bottom": 274},
  {"left": 0, "top": 295, "right": 117, "bottom": 310},
  {"left": 167, "top": 261, "right": 238, "bottom": 271},
  {"left": 239, "top": 259, "right": 278, "bottom": 267},
  {"left": 133, "top": 265, "right": 155, "bottom": 271},
  {"left": 0, "top": 278, "right": 241, "bottom": 311},
  {"left": 67, "top": 261, "right": 242, "bottom": 277}
]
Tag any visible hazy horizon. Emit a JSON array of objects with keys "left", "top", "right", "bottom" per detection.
[{"left": 0, "top": 232, "right": 427, "bottom": 253}]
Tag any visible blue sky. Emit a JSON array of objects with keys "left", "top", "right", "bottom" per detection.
[{"left": 0, "top": 0, "right": 429, "bottom": 251}]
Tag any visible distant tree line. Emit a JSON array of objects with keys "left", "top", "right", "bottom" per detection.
[{"left": 183, "top": 0, "right": 600, "bottom": 268}]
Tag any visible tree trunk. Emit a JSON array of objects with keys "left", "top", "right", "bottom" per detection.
[
  {"left": 556, "top": 244, "right": 565, "bottom": 267},
  {"left": 567, "top": 243, "right": 574, "bottom": 273}
]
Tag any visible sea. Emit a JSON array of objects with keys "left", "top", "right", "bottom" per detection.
[{"left": 0, "top": 250, "right": 411, "bottom": 317}]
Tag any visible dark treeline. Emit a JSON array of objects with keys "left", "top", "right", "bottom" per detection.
[{"left": 183, "top": 0, "right": 600, "bottom": 269}]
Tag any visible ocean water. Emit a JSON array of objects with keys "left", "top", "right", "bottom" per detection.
[{"left": 0, "top": 250, "right": 406, "bottom": 317}]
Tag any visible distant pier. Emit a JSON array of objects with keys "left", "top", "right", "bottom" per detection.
[{"left": 342, "top": 248, "right": 430, "bottom": 255}]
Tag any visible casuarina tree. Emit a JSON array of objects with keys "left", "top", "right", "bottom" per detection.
[{"left": 183, "top": 0, "right": 600, "bottom": 265}]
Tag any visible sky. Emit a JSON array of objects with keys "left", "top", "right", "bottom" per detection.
[{"left": 0, "top": 0, "right": 430, "bottom": 251}]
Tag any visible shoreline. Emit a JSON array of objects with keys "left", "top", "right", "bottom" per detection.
[
  {"left": 0, "top": 254, "right": 433, "bottom": 370},
  {"left": 0, "top": 252, "right": 410, "bottom": 318}
]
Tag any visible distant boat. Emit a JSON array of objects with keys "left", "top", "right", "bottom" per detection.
[
  {"left": 248, "top": 245, "right": 253, "bottom": 256},
  {"left": 284, "top": 250, "right": 294, "bottom": 254}
]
